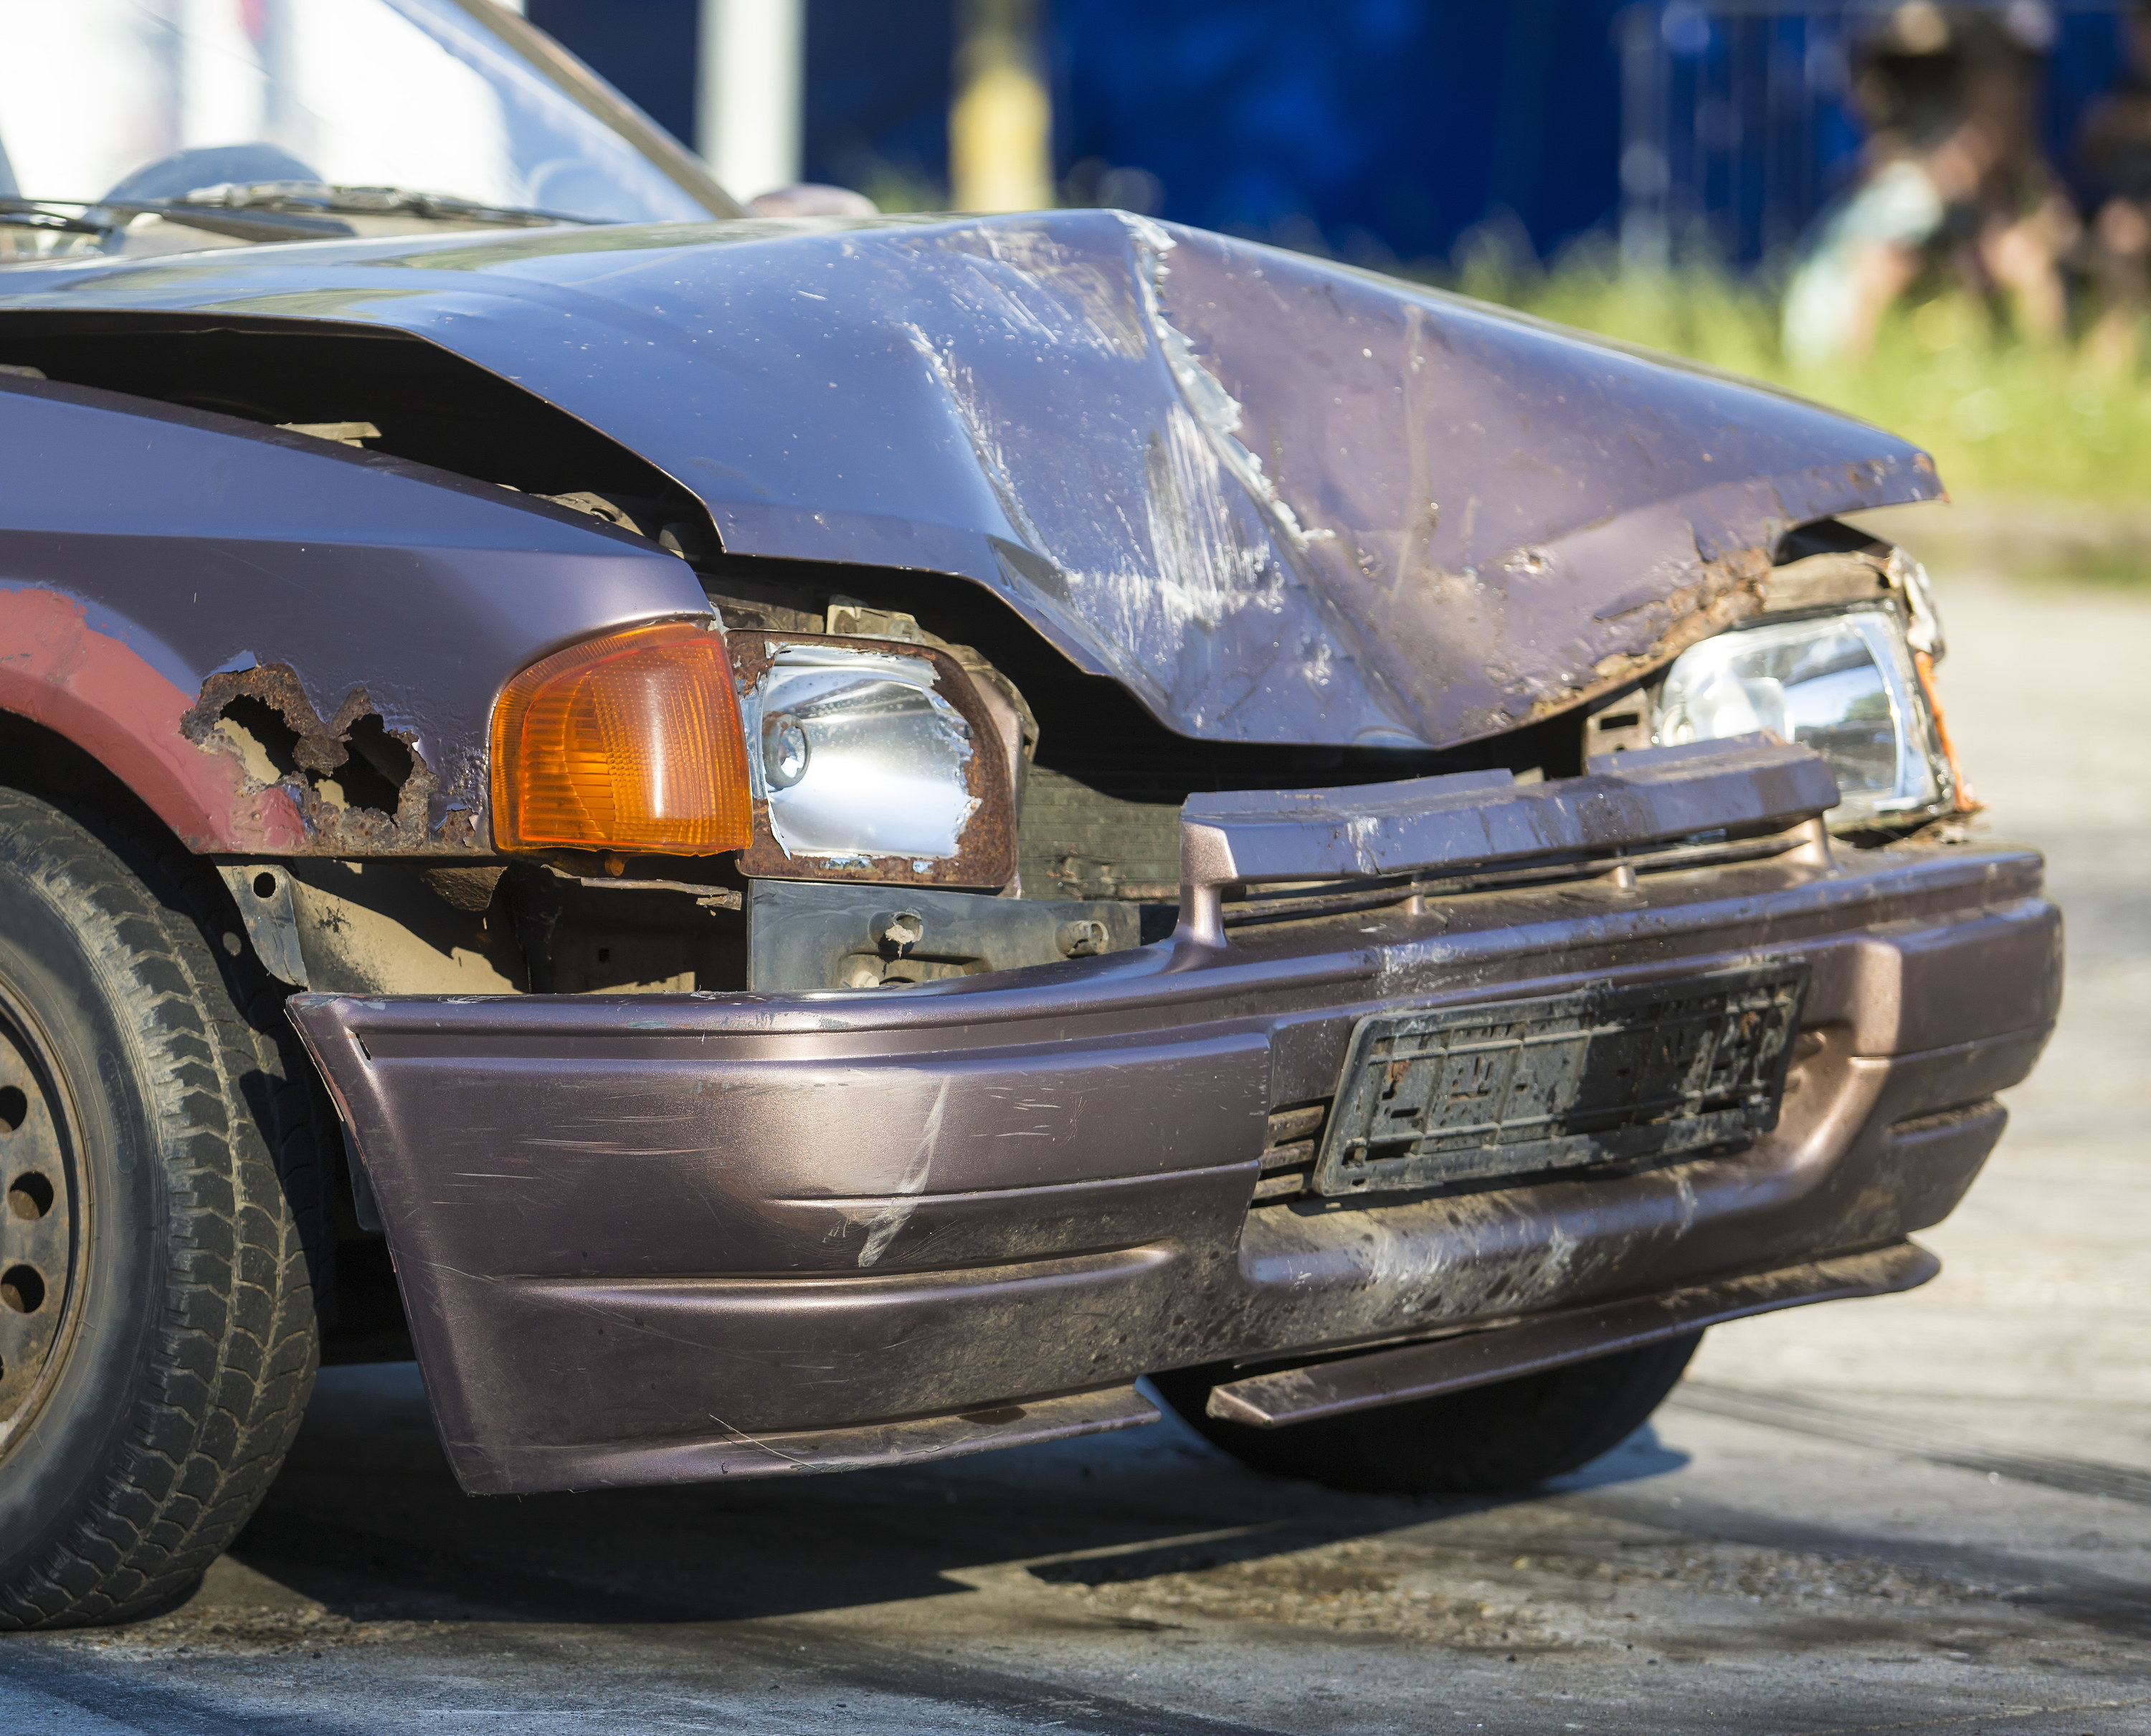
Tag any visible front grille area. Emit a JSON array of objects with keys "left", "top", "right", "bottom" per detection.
[
  {"left": 1217, "top": 827, "right": 1820, "bottom": 932},
  {"left": 1009, "top": 683, "right": 1580, "bottom": 908},
  {"left": 1020, "top": 782, "right": 1818, "bottom": 924}
]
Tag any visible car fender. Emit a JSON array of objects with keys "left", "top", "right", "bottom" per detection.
[{"left": 0, "top": 375, "right": 705, "bottom": 853}]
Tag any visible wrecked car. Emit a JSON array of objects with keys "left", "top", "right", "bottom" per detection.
[{"left": 0, "top": 0, "right": 2057, "bottom": 1632}]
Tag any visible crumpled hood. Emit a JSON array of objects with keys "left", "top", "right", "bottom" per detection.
[{"left": 0, "top": 210, "right": 1939, "bottom": 749}]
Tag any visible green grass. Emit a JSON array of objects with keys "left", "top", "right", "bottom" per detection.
[{"left": 1446, "top": 249, "right": 2151, "bottom": 509}]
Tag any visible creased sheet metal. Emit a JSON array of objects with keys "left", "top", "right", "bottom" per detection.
[{"left": 0, "top": 210, "right": 1941, "bottom": 749}]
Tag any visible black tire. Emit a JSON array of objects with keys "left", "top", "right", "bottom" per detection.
[
  {"left": 0, "top": 788, "right": 325, "bottom": 1628},
  {"left": 1154, "top": 1334, "right": 1703, "bottom": 1496}
]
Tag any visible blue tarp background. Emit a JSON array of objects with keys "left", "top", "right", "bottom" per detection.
[{"left": 527, "top": 1, "right": 2130, "bottom": 267}]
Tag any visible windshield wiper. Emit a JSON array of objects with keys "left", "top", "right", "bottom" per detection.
[
  {"left": 0, "top": 204, "right": 108, "bottom": 237},
  {"left": 1, "top": 181, "right": 595, "bottom": 248},
  {"left": 168, "top": 181, "right": 596, "bottom": 229},
  {"left": 0, "top": 196, "right": 355, "bottom": 243}
]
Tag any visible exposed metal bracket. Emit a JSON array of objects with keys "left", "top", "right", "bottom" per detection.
[
  {"left": 216, "top": 863, "right": 310, "bottom": 987},
  {"left": 745, "top": 877, "right": 1138, "bottom": 991}
]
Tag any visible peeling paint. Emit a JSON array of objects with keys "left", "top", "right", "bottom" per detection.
[
  {"left": 0, "top": 585, "right": 300, "bottom": 851},
  {"left": 1524, "top": 544, "right": 1773, "bottom": 723}
]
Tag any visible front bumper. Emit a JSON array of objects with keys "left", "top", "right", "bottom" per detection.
[{"left": 289, "top": 751, "right": 2059, "bottom": 1496}]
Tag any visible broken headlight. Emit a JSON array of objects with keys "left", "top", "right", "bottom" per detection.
[
  {"left": 740, "top": 645, "right": 982, "bottom": 862},
  {"left": 1654, "top": 604, "right": 1955, "bottom": 827}
]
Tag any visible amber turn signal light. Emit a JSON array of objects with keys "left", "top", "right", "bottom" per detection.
[{"left": 490, "top": 620, "right": 754, "bottom": 854}]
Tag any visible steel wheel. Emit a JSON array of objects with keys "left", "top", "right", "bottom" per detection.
[{"left": 0, "top": 988, "right": 80, "bottom": 1461}]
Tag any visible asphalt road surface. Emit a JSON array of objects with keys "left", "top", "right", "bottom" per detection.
[{"left": 2, "top": 550, "right": 2147, "bottom": 1734}]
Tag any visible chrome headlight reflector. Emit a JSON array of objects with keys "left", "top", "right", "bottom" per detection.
[
  {"left": 741, "top": 645, "right": 980, "bottom": 862},
  {"left": 1655, "top": 605, "right": 1952, "bottom": 826}
]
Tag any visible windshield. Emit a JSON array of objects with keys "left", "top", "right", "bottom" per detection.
[{"left": 0, "top": 0, "right": 719, "bottom": 224}]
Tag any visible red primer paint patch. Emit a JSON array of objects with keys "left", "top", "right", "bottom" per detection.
[{"left": 0, "top": 587, "right": 304, "bottom": 850}]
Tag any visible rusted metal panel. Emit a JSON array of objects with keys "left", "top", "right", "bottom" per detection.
[
  {"left": 286, "top": 839, "right": 2056, "bottom": 1495},
  {"left": 0, "top": 584, "right": 292, "bottom": 851},
  {"left": 181, "top": 662, "right": 466, "bottom": 853},
  {"left": 0, "top": 212, "right": 1942, "bottom": 754}
]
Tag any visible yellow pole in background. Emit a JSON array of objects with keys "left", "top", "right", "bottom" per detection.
[{"left": 950, "top": 0, "right": 1054, "bottom": 212}]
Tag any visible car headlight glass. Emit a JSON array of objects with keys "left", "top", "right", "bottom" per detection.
[
  {"left": 741, "top": 645, "right": 980, "bottom": 860},
  {"left": 1656, "top": 607, "right": 1949, "bottom": 824}
]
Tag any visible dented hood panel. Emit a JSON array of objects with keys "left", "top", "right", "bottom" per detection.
[{"left": 0, "top": 212, "right": 1941, "bottom": 749}]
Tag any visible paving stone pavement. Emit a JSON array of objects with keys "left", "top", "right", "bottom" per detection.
[{"left": 1, "top": 550, "right": 2146, "bottom": 1733}]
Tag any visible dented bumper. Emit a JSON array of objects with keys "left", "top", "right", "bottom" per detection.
[{"left": 289, "top": 812, "right": 2058, "bottom": 1495}]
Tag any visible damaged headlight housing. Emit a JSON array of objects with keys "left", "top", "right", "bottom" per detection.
[
  {"left": 740, "top": 645, "right": 980, "bottom": 863},
  {"left": 489, "top": 620, "right": 1003, "bottom": 874},
  {"left": 1656, "top": 603, "right": 1955, "bottom": 826}
]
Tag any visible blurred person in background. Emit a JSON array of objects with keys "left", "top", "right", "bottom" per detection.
[
  {"left": 2074, "top": 1, "right": 2151, "bottom": 370},
  {"left": 1783, "top": 1, "right": 2074, "bottom": 364}
]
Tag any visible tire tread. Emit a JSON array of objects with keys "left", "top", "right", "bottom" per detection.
[{"left": 0, "top": 791, "right": 322, "bottom": 1628}]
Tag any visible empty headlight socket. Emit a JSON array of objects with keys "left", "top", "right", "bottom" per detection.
[{"left": 726, "top": 632, "right": 1017, "bottom": 891}]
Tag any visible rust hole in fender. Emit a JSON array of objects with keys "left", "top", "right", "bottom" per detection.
[{"left": 181, "top": 662, "right": 465, "bottom": 852}]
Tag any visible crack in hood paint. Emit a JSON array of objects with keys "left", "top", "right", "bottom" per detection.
[{"left": 0, "top": 211, "right": 1942, "bottom": 749}]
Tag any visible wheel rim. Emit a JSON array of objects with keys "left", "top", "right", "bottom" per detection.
[{"left": 0, "top": 986, "right": 82, "bottom": 1457}]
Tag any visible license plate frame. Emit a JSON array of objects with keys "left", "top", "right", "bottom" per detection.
[{"left": 1311, "top": 961, "right": 1810, "bottom": 1198}]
